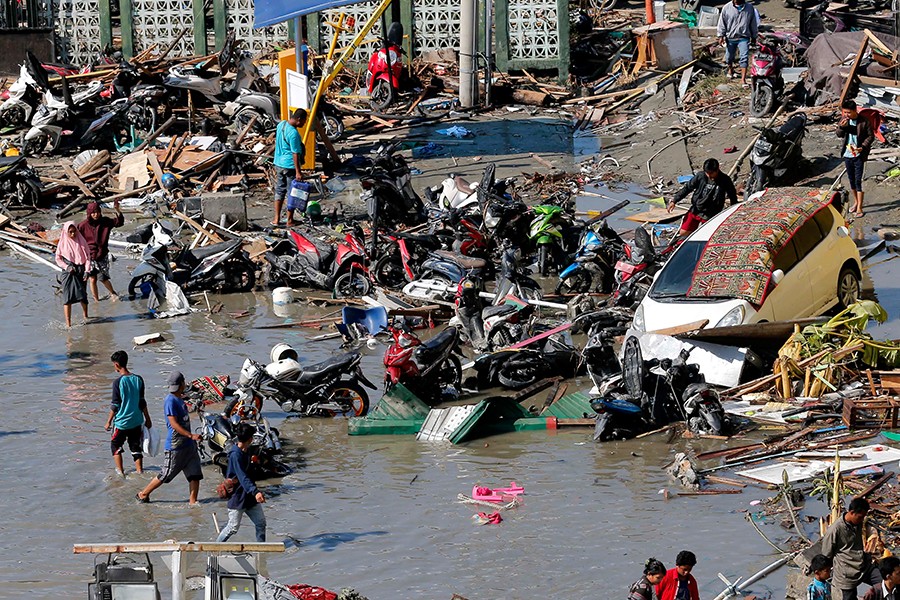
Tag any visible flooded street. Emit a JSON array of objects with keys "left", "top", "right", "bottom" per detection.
[{"left": 1, "top": 253, "right": 797, "bottom": 599}]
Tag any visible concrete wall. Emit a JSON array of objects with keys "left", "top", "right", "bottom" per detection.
[{"left": 0, "top": 29, "right": 54, "bottom": 75}]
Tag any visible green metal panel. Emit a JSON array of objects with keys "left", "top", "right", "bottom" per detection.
[
  {"left": 494, "top": 0, "right": 510, "bottom": 72},
  {"left": 448, "top": 400, "right": 491, "bottom": 444},
  {"left": 369, "top": 384, "right": 431, "bottom": 419},
  {"left": 98, "top": 0, "right": 112, "bottom": 49},
  {"left": 213, "top": 0, "right": 227, "bottom": 50},
  {"left": 540, "top": 391, "right": 594, "bottom": 419},
  {"left": 514, "top": 417, "right": 552, "bottom": 431},
  {"left": 449, "top": 397, "right": 534, "bottom": 444},
  {"left": 306, "top": 12, "right": 322, "bottom": 52},
  {"left": 399, "top": 0, "right": 413, "bottom": 59},
  {"left": 120, "top": 0, "right": 134, "bottom": 58},
  {"left": 192, "top": 0, "right": 207, "bottom": 56},
  {"left": 555, "top": 0, "right": 569, "bottom": 82},
  {"left": 348, "top": 417, "right": 425, "bottom": 435}
]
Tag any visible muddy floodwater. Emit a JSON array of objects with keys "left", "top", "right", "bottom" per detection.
[{"left": 0, "top": 254, "right": 797, "bottom": 599}]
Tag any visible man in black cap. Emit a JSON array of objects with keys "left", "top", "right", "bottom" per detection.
[{"left": 136, "top": 372, "right": 204, "bottom": 504}]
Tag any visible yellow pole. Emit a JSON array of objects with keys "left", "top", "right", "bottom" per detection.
[
  {"left": 302, "top": 0, "right": 394, "bottom": 144},
  {"left": 326, "top": 14, "right": 346, "bottom": 61}
]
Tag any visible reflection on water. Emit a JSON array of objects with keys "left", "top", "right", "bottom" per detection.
[{"left": 1, "top": 253, "right": 790, "bottom": 599}]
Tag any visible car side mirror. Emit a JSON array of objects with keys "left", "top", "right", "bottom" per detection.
[
  {"left": 837, "top": 225, "right": 849, "bottom": 238},
  {"left": 772, "top": 269, "right": 785, "bottom": 285}
]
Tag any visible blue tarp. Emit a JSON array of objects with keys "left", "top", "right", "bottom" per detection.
[{"left": 255, "top": 0, "right": 364, "bottom": 28}]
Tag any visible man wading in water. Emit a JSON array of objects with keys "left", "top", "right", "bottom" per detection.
[
  {"left": 136, "top": 372, "right": 203, "bottom": 504},
  {"left": 104, "top": 351, "right": 151, "bottom": 478}
]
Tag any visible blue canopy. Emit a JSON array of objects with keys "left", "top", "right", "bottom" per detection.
[{"left": 255, "top": 0, "right": 363, "bottom": 28}]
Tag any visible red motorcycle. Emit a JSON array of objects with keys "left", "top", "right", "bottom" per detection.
[
  {"left": 610, "top": 227, "right": 672, "bottom": 308},
  {"left": 749, "top": 36, "right": 786, "bottom": 117},
  {"left": 366, "top": 22, "right": 405, "bottom": 109},
  {"left": 265, "top": 226, "right": 372, "bottom": 297},
  {"left": 383, "top": 324, "right": 463, "bottom": 404}
]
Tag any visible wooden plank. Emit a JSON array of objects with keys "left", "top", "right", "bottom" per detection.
[
  {"left": 624, "top": 206, "right": 686, "bottom": 223},
  {"left": 649, "top": 319, "right": 709, "bottom": 336},
  {"left": 146, "top": 151, "right": 165, "bottom": 190},
  {"left": 62, "top": 165, "right": 95, "bottom": 198},
  {"left": 74, "top": 542, "right": 285, "bottom": 554},
  {"left": 839, "top": 36, "right": 869, "bottom": 106},
  {"left": 173, "top": 210, "right": 223, "bottom": 243}
]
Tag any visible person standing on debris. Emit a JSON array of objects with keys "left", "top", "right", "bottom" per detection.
[
  {"left": 667, "top": 158, "right": 738, "bottom": 238},
  {"left": 822, "top": 497, "right": 882, "bottom": 600},
  {"left": 136, "top": 372, "right": 203, "bottom": 504},
  {"left": 629, "top": 557, "right": 667, "bottom": 600},
  {"left": 77, "top": 199, "right": 124, "bottom": 302},
  {"left": 272, "top": 108, "right": 308, "bottom": 228},
  {"left": 656, "top": 550, "right": 700, "bottom": 600},
  {"left": 104, "top": 350, "right": 151, "bottom": 478},
  {"left": 837, "top": 99, "right": 875, "bottom": 219},
  {"left": 862, "top": 556, "right": 900, "bottom": 600},
  {"left": 807, "top": 554, "right": 833, "bottom": 600},
  {"left": 716, "top": 0, "right": 758, "bottom": 86},
  {"left": 55, "top": 222, "right": 92, "bottom": 328},
  {"left": 215, "top": 422, "right": 267, "bottom": 543}
]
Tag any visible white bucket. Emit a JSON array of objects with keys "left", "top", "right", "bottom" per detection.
[
  {"left": 272, "top": 287, "right": 294, "bottom": 305},
  {"left": 653, "top": 1, "right": 665, "bottom": 22},
  {"left": 698, "top": 5, "right": 719, "bottom": 28}
]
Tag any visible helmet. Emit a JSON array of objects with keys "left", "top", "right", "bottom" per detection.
[
  {"left": 306, "top": 199, "right": 322, "bottom": 218},
  {"left": 161, "top": 172, "right": 177, "bottom": 190}
]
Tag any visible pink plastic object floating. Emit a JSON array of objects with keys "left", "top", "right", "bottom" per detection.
[{"left": 471, "top": 481, "right": 525, "bottom": 502}]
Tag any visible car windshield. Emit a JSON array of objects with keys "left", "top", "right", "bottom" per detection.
[{"left": 649, "top": 241, "right": 707, "bottom": 299}]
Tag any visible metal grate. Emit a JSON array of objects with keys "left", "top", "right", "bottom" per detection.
[
  {"left": 225, "top": 0, "right": 288, "bottom": 53},
  {"left": 52, "top": 0, "right": 100, "bottom": 64},
  {"left": 131, "top": 0, "right": 195, "bottom": 56},
  {"left": 412, "top": 0, "right": 460, "bottom": 56},
  {"left": 319, "top": 1, "right": 381, "bottom": 63},
  {"left": 507, "top": 0, "right": 559, "bottom": 62}
]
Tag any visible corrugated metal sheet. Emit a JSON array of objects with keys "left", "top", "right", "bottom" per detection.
[
  {"left": 541, "top": 391, "right": 594, "bottom": 419},
  {"left": 369, "top": 384, "right": 431, "bottom": 420},
  {"left": 347, "top": 417, "right": 426, "bottom": 436},
  {"left": 417, "top": 405, "right": 479, "bottom": 442}
]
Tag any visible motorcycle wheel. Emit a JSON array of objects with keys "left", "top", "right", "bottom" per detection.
[
  {"left": 320, "top": 114, "right": 345, "bottom": 142},
  {"left": 487, "top": 326, "right": 515, "bottom": 350},
  {"left": 745, "top": 164, "right": 767, "bottom": 199},
  {"left": 212, "top": 452, "right": 229, "bottom": 476},
  {"left": 373, "top": 254, "right": 407, "bottom": 289},
  {"left": 127, "top": 274, "right": 156, "bottom": 300},
  {"left": 497, "top": 359, "right": 541, "bottom": 389},
  {"left": 699, "top": 405, "right": 723, "bottom": 435},
  {"left": 749, "top": 85, "right": 775, "bottom": 118},
  {"left": 537, "top": 245, "right": 551, "bottom": 277},
  {"left": 21, "top": 133, "right": 48, "bottom": 157},
  {"left": 0, "top": 104, "right": 26, "bottom": 129},
  {"left": 334, "top": 272, "right": 372, "bottom": 298},
  {"left": 434, "top": 355, "right": 463, "bottom": 389},
  {"left": 324, "top": 381, "right": 370, "bottom": 417},
  {"left": 370, "top": 79, "right": 394, "bottom": 110},
  {"left": 15, "top": 177, "right": 40, "bottom": 207},
  {"left": 555, "top": 270, "right": 592, "bottom": 295},
  {"left": 217, "top": 258, "right": 256, "bottom": 293},
  {"left": 234, "top": 107, "right": 268, "bottom": 136}
]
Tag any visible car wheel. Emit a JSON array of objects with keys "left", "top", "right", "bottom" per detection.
[{"left": 836, "top": 266, "right": 860, "bottom": 310}]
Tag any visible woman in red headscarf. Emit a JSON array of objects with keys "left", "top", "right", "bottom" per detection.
[
  {"left": 55, "top": 222, "right": 92, "bottom": 327},
  {"left": 77, "top": 199, "right": 124, "bottom": 301}
]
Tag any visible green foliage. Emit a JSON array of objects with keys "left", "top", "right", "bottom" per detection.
[
  {"left": 810, "top": 467, "right": 844, "bottom": 509},
  {"left": 796, "top": 301, "right": 900, "bottom": 368}
]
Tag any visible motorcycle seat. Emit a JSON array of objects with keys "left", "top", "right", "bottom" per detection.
[
  {"left": 433, "top": 250, "right": 486, "bottom": 270},
  {"left": 395, "top": 231, "right": 441, "bottom": 247},
  {"left": 298, "top": 352, "right": 358, "bottom": 382},
  {"left": 778, "top": 113, "right": 807, "bottom": 138},
  {"left": 416, "top": 328, "right": 458, "bottom": 362},
  {"left": 0, "top": 155, "right": 25, "bottom": 168},
  {"left": 189, "top": 239, "right": 241, "bottom": 261},
  {"left": 482, "top": 304, "right": 517, "bottom": 319},
  {"left": 453, "top": 175, "right": 476, "bottom": 193}
]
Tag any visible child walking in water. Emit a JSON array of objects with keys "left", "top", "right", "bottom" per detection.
[
  {"left": 629, "top": 558, "right": 667, "bottom": 600},
  {"left": 55, "top": 222, "right": 92, "bottom": 327}
]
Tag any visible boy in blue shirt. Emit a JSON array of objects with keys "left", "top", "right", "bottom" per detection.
[
  {"left": 104, "top": 350, "right": 152, "bottom": 478},
  {"left": 808, "top": 554, "right": 833, "bottom": 600},
  {"left": 272, "top": 108, "right": 308, "bottom": 227}
]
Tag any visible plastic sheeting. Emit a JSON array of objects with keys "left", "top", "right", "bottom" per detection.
[
  {"left": 255, "top": 0, "right": 363, "bottom": 28},
  {"left": 803, "top": 31, "right": 900, "bottom": 105}
]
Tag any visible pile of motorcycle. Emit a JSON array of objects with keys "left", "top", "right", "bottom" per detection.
[{"left": 582, "top": 331, "right": 731, "bottom": 442}]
